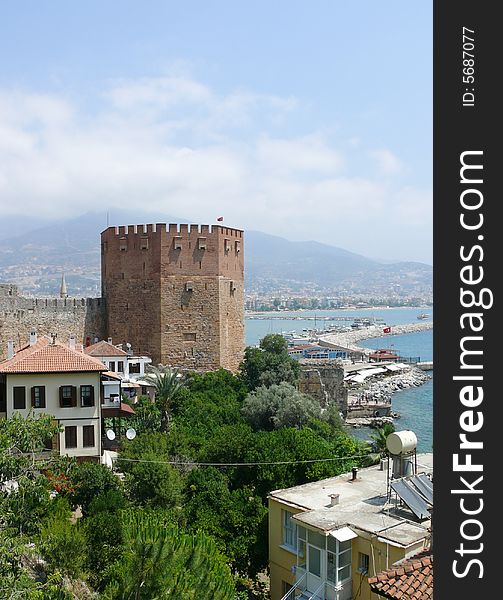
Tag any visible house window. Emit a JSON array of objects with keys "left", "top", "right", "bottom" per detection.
[
  {"left": 80, "top": 385, "right": 95, "bottom": 407},
  {"left": 82, "top": 425, "right": 95, "bottom": 448},
  {"left": 65, "top": 426, "right": 77, "bottom": 449},
  {"left": 327, "top": 536, "right": 353, "bottom": 584},
  {"left": 129, "top": 363, "right": 141, "bottom": 374},
  {"left": 13, "top": 386, "right": 26, "bottom": 410},
  {"left": 108, "top": 361, "right": 116, "bottom": 371},
  {"left": 31, "top": 386, "right": 46, "bottom": 408},
  {"left": 308, "top": 546, "right": 321, "bottom": 577},
  {"left": 358, "top": 552, "right": 370, "bottom": 575},
  {"left": 117, "top": 361, "right": 124, "bottom": 373},
  {"left": 59, "top": 386, "right": 76, "bottom": 408},
  {"left": 282, "top": 510, "right": 297, "bottom": 551}
]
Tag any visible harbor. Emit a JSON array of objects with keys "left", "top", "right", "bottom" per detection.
[{"left": 245, "top": 308, "right": 433, "bottom": 452}]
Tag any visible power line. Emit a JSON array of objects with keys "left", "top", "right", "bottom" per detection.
[{"left": 114, "top": 454, "right": 370, "bottom": 468}]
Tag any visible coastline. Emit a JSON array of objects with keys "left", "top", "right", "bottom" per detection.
[
  {"left": 319, "top": 320, "right": 433, "bottom": 354},
  {"left": 328, "top": 321, "right": 433, "bottom": 429}
]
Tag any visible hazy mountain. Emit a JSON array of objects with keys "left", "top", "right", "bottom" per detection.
[{"left": 0, "top": 212, "right": 432, "bottom": 297}]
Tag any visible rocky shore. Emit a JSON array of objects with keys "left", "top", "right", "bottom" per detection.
[
  {"left": 354, "top": 366, "right": 430, "bottom": 404},
  {"left": 319, "top": 321, "right": 433, "bottom": 354}
]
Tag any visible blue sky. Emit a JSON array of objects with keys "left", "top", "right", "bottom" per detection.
[{"left": 0, "top": 1, "right": 432, "bottom": 263}]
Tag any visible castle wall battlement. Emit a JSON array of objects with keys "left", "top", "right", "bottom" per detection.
[
  {"left": 0, "top": 293, "right": 106, "bottom": 359},
  {"left": 1, "top": 222, "right": 244, "bottom": 371},
  {"left": 101, "top": 223, "right": 244, "bottom": 371},
  {"left": 104, "top": 223, "right": 243, "bottom": 237}
]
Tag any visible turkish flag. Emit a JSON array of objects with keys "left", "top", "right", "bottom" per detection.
[
  {"left": 216, "top": 216, "right": 224, "bottom": 221},
  {"left": 383, "top": 327, "right": 391, "bottom": 333}
]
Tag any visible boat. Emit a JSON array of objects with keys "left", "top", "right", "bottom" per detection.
[{"left": 417, "top": 313, "right": 430, "bottom": 320}]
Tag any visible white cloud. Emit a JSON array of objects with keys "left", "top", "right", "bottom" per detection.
[
  {"left": 370, "top": 148, "right": 403, "bottom": 175},
  {"left": 0, "top": 75, "right": 431, "bottom": 261}
]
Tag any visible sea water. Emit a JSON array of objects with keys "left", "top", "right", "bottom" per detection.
[{"left": 245, "top": 309, "right": 433, "bottom": 453}]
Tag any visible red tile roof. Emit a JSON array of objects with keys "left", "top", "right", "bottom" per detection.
[
  {"left": 84, "top": 340, "right": 128, "bottom": 357},
  {"left": 0, "top": 338, "right": 107, "bottom": 374},
  {"left": 368, "top": 551, "right": 433, "bottom": 599}
]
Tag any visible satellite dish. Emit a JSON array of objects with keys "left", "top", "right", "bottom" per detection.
[
  {"left": 126, "top": 428, "right": 137, "bottom": 440},
  {"left": 106, "top": 429, "right": 116, "bottom": 441}
]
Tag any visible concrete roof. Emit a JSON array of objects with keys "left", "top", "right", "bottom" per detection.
[{"left": 269, "top": 454, "right": 433, "bottom": 548}]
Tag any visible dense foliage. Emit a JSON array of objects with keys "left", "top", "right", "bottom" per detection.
[{"left": 0, "top": 335, "right": 374, "bottom": 598}]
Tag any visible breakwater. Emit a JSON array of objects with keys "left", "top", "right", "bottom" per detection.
[{"left": 319, "top": 321, "right": 433, "bottom": 354}]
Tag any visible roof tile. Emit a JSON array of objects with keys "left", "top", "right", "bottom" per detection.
[
  {"left": 368, "top": 551, "right": 433, "bottom": 600},
  {"left": 0, "top": 338, "right": 107, "bottom": 373}
]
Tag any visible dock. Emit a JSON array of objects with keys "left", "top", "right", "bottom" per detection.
[{"left": 416, "top": 361, "right": 433, "bottom": 371}]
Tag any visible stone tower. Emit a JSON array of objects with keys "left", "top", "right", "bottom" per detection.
[{"left": 101, "top": 223, "right": 244, "bottom": 372}]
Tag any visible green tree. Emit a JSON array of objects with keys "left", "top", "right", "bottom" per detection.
[
  {"left": 68, "top": 462, "right": 124, "bottom": 516},
  {"left": 143, "top": 365, "right": 186, "bottom": 432},
  {"left": 118, "top": 433, "right": 184, "bottom": 509},
  {"left": 241, "top": 382, "right": 321, "bottom": 431},
  {"left": 102, "top": 510, "right": 236, "bottom": 600},
  {"left": 39, "top": 514, "right": 87, "bottom": 579},
  {"left": 83, "top": 490, "right": 130, "bottom": 591},
  {"left": 184, "top": 467, "right": 268, "bottom": 578},
  {"left": 370, "top": 423, "right": 396, "bottom": 455},
  {"left": 0, "top": 412, "right": 61, "bottom": 480},
  {"left": 239, "top": 334, "right": 300, "bottom": 390},
  {"left": 125, "top": 395, "right": 161, "bottom": 433}
]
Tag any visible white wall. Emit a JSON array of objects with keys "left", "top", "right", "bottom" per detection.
[{"left": 6, "top": 372, "right": 101, "bottom": 459}]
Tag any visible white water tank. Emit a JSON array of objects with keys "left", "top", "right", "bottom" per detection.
[{"left": 386, "top": 430, "right": 417, "bottom": 455}]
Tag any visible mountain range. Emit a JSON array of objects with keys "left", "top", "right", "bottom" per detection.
[{"left": 0, "top": 211, "right": 432, "bottom": 298}]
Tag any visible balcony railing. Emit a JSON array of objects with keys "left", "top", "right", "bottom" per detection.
[
  {"left": 280, "top": 576, "right": 344, "bottom": 600},
  {"left": 280, "top": 573, "right": 307, "bottom": 600}
]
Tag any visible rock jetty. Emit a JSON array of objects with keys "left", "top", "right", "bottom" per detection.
[
  {"left": 358, "top": 366, "right": 430, "bottom": 403},
  {"left": 319, "top": 321, "right": 433, "bottom": 354}
]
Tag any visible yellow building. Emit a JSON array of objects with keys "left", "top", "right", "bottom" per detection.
[
  {"left": 0, "top": 333, "right": 107, "bottom": 460},
  {"left": 268, "top": 454, "right": 432, "bottom": 600}
]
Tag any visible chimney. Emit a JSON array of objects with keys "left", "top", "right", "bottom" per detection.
[
  {"left": 329, "top": 493, "right": 340, "bottom": 506},
  {"left": 108, "top": 337, "right": 113, "bottom": 344},
  {"left": 29, "top": 330, "right": 37, "bottom": 346},
  {"left": 351, "top": 467, "right": 358, "bottom": 481},
  {"left": 7, "top": 340, "right": 15, "bottom": 360},
  {"left": 69, "top": 335, "right": 76, "bottom": 350}
]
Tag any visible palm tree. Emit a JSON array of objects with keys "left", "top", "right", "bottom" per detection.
[
  {"left": 143, "top": 365, "right": 185, "bottom": 433},
  {"left": 370, "top": 423, "right": 395, "bottom": 455}
]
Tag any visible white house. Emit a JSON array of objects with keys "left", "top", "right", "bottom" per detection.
[
  {"left": 0, "top": 334, "right": 107, "bottom": 461},
  {"left": 84, "top": 339, "right": 152, "bottom": 401}
]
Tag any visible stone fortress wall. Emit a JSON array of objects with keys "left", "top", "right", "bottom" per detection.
[
  {"left": 0, "top": 223, "right": 245, "bottom": 372},
  {"left": 0, "top": 284, "right": 106, "bottom": 358},
  {"left": 101, "top": 223, "right": 244, "bottom": 372}
]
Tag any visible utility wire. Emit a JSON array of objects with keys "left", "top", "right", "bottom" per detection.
[{"left": 114, "top": 454, "right": 370, "bottom": 467}]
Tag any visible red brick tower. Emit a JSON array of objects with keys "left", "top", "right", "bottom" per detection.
[{"left": 101, "top": 224, "right": 244, "bottom": 372}]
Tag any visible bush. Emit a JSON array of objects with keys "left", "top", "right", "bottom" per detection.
[
  {"left": 241, "top": 382, "right": 321, "bottom": 431},
  {"left": 39, "top": 516, "right": 87, "bottom": 579},
  {"left": 68, "top": 462, "right": 124, "bottom": 516}
]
